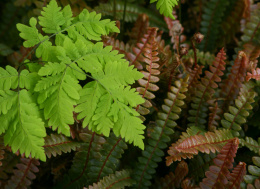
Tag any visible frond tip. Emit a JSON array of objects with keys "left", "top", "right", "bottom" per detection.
[{"left": 150, "top": 0, "right": 179, "bottom": 19}]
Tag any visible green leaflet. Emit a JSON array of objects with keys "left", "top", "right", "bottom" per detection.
[{"left": 150, "top": 0, "right": 179, "bottom": 19}]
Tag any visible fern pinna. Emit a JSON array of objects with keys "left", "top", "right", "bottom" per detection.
[{"left": 0, "top": 0, "right": 146, "bottom": 162}]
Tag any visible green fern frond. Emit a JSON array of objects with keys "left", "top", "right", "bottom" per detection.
[
  {"left": 86, "top": 169, "right": 135, "bottom": 189},
  {"left": 150, "top": 0, "right": 179, "bottom": 19},
  {"left": 240, "top": 137, "right": 260, "bottom": 154},
  {"left": 243, "top": 155, "right": 260, "bottom": 186},
  {"left": 221, "top": 83, "right": 257, "bottom": 137},
  {"left": 44, "top": 134, "right": 81, "bottom": 158},
  {"left": 133, "top": 76, "right": 189, "bottom": 189}
]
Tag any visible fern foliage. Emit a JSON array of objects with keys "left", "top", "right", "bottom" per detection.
[
  {"left": 150, "top": 0, "right": 179, "bottom": 20},
  {"left": 188, "top": 48, "right": 226, "bottom": 128},
  {"left": 133, "top": 77, "right": 188, "bottom": 189},
  {"left": 10, "top": 0, "right": 146, "bottom": 158},
  {"left": 227, "top": 162, "right": 247, "bottom": 189},
  {"left": 4, "top": 158, "right": 40, "bottom": 189},
  {"left": 44, "top": 134, "right": 81, "bottom": 158},
  {"left": 244, "top": 155, "right": 260, "bottom": 188},
  {"left": 247, "top": 68, "right": 260, "bottom": 81},
  {"left": 86, "top": 169, "right": 135, "bottom": 189},
  {"left": 200, "top": 138, "right": 239, "bottom": 189},
  {"left": 240, "top": 137, "right": 260, "bottom": 154},
  {"left": 166, "top": 129, "right": 234, "bottom": 165},
  {"left": 221, "top": 83, "right": 256, "bottom": 136}
]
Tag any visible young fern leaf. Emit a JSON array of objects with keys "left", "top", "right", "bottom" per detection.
[
  {"left": 86, "top": 169, "right": 135, "bottom": 189},
  {"left": 226, "top": 162, "right": 247, "bottom": 189},
  {"left": 44, "top": 134, "right": 81, "bottom": 158},
  {"left": 150, "top": 0, "right": 179, "bottom": 20},
  {"left": 188, "top": 48, "right": 226, "bottom": 128},
  {"left": 221, "top": 83, "right": 256, "bottom": 137},
  {"left": 18, "top": 0, "right": 146, "bottom": 149},
  {"left": 166, "top": 129, "right": 234, "bottom": 165},
  {"left": 5, "top": 158, "right": 40, "bottom": 189},
  {"left": 200, "top": 138, "right": 239, "bottom": 189},
  {"left": 0, "top": 66, "right": 46, "bottom": 161},
  {"left": 133, "top": 76, "right": 189, "bottom": 189}
]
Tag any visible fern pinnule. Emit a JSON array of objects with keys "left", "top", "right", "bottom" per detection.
[
  {"left": 247, "top": 67, "right": 260, "bottom": 81},
  {"left": 5, "top": 158, "right": 40, "bottom": 189},
  {"left": 244, "top": 155, "right": 260, "bottom": 186},
  {"left": 133, "top": 76, "right": 189, "bottom": 189},
  {"left": 208, "top": 99, "right": 222, "bottom": 131},
  {"left": 221, "top": 83, "right": 256, "bottom": 137},
  {"left": 86, "top": 169, "right": 135, "bottom": 189},
  {"left": 154, "top": 161, "right": 188, "bottom": 189},
  {"left": 188, "top": 48, "right": 226, "bottom": 128},
  {"left": 240, "top": 137, "right": 260, "bottom": 154},
  {"left": 199, "top": 138, "right": 239, "bottom": 189},
  {"left": 226, "top": 162, "right": 247, "bottom": 189},
  {"left": 43, "top": 134, "right": 81, "bottom": 158}
]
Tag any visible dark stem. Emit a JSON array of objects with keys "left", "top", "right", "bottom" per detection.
[{"left": 191, "top": 40, "right": 197, "bottom": 67}]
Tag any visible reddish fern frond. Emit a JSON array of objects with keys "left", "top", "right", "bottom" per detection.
[
  {"left": 135, "top": 28, "right": 160, "bottom": 118},
  {"left": 188, "top": 48, "right": 227, "bottom": 128},
  {"left": 226, "top": 162, "right": 247, "bottom": 189},
  {"left": 5, "top": 158, "right": 40, "bottom": 189},
  {"left": 220, "top": 51, "right": 248, "bottom": 111},
  {"left": 155, "top": 161, "right": 188, "bottom": 189},
  {"left": 246, "top": 68, "right": 260, "bottom": 81},
  {"left": 44, "top": 134, "right": 81, "bottom": 158},
  {"left": 127, "top": 27, "right": 158, "bottom": 69},
  {"left": 181, "top": 177, "right": 196, "bottom": 189},
  {"left": 128, "top": 14, "right": 149, "bottom": 44},
  {"left": 175, "top": 129, "right": 234, "bottom": 154},
  {"left": 208, "top": 99, "right": 222, "bottom": 131},
  {"left": 199, "top": 138, "right": 240, "bottom": 189},
  {"left": 102, "top": 36, "right": 131, "bottom": 57}
]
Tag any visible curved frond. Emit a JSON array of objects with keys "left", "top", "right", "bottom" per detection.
[
  {"left": 244, "top": 156, "right": 260, "bottom": 185},
  {"left": 199, "top": 138, "right": 239, "bottom": 189},
  {"left": 227, "top": 162, "right": 247, "bottom": 189},
  {"left": 240, "top": 137, "right": 260, "bottom": 154},
  {"left": 247, "top": 68, "right": 260, "bottom": 81}
]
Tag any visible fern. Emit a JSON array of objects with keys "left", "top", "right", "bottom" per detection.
[
  {"left": 199, "top": 138, "right": 240, "bottom": 189},
  {"left": 188, "top": 48, "right": 226, "bottom": 128},
  {"left": 221, "top": 83, "right": 256, "bottom": 137},
  {"left": 166, "top": 129, "right": 234, "bottom": 164},
  {"left": 4, "top": 158, "right": 40, "bottom": 189},
  {"left": 247, "top": 68, "right": 260, "bottom": 81},
  {"left": 133, "top": 77, "right": 189, "bottom": 189},
  {"left": 15, "top": 0, "right": 146, "bottom": 151},
  {"left": 227, "top": 162, "right": 247, "bottom": 189},
  {"left": 86, "top": 169, "right": 135, "bottom": 189},
  {"left": 240, "top": 137, "right": 260, "bottom": 154},
  {"left": 243, "top": 155, "right": 260, "bottom": 187},
  {"left": 44, "top": 134, "right": 81, "bottom": 158},
  {"left": 150, "top": 0, "right": 179, "bottom": 20}
]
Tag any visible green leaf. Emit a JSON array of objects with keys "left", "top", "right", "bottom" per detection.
[{"left": 150, "top": 0, "right": 179, "bottom": 19}]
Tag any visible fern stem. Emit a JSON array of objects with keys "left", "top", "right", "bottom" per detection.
[
  {"left": 16, "top": 159, "right": 33, "bottom": 188},
  {"left": 65, "top": 132, "right": 96, "bottom": 189},
  {"left": 106, "top": 176, "right": 131, "bottom": 189},
  {"left": 97, "top": 137, "right": 122, "bottom": 182}
]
